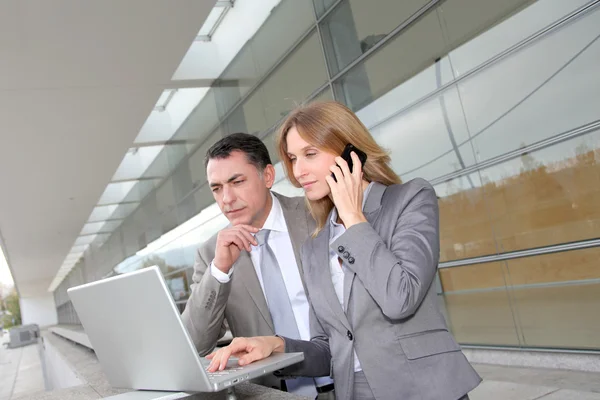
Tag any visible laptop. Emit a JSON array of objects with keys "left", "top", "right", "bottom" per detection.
[{"left": 67, "top": 266, "right": 304, "bottom": 392}]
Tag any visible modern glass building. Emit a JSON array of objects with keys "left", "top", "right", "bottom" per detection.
[{"left": 53, "top": 0, "right": 600, "bottom": 352}]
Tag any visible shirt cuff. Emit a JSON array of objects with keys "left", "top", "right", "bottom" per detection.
[{"left": 210, "top": 261, "right": 233, "bottom": 283}]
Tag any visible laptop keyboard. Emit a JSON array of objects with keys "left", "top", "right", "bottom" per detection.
[{"left": 205, "top": 365, "right": 246, "bottom": 379}]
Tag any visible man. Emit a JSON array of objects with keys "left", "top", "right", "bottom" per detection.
[{"left": 181, "top": 133, "right": 333, "bottom": 398}]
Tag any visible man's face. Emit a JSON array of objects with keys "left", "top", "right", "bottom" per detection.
[{"left": 207, "top": 151, "right": 275, "bottom": 227}]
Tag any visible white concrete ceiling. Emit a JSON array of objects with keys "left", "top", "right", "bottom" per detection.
[{"left": 0, "top": 0, "right": 216, "bottom": 298}]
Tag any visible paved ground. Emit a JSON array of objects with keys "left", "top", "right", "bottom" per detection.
[{"left": 0, "top": 335, "right": 45, "bottom": 400}]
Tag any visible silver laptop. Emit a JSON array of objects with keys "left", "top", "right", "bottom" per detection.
[{"left": 67, "top": 266, "right": 303, "bottom": 392}]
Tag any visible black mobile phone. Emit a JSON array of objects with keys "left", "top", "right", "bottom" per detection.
[{"left": 331, "top": 143, "right": 368, "bottom": 182}]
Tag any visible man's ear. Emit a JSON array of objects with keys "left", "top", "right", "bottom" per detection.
[{"left": 263, "top": 164, "right": 276, "bottom": 189}]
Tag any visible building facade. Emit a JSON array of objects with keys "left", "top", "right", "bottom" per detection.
[{"left": 54, "top": 0, "right": 600, "bottom": 352}]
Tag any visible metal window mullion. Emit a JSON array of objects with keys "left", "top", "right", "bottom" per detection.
[
  {"left": 430, "top": 119, "right": 600, "bottom": 185},
  {"left": 311, "top": 0, "right": 336, "bottom": 98},
  {"left": 439, "top": 238, "right": 600, "bottom": 268}
]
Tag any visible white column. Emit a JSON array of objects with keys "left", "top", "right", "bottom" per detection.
[{"left": 20, "top": 294, "right": 58, "bottom": 327}]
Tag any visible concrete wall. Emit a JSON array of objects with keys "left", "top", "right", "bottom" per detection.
[{"left": 40, "top": 335, "right": 84, "bottom": 390}]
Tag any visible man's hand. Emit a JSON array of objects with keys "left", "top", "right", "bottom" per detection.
[
  {"left": 206, "top": 336, "right": 285, "bottom": 372},
  {"left": 213, "top": 225, "right": 259, "bottom": 274}
]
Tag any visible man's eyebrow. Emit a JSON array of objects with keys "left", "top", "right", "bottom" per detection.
[
  {"left": 209, "top": 173, "right": 244, "bottom": 187},
  {"left": 226, "top": 173, "right": 244, "bottom": 183}
]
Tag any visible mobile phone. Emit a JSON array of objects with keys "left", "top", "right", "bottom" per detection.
[{"left": 331, "top": 143, "right": 368, "bottom": 182}]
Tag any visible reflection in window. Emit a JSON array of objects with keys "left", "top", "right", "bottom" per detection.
[
  {"left": 506, "top": 247, "right": 600, "bottom": 349},
  {"left": 456, "top": 6, "right": 600, "bottom": 163},
  {"left": 319, "top": 0, "right": 430, "bottom": 74},
  {"left": 478, "top": 130, "right": 600, "bottom": 253},
  {"left": 226, "top": 31, "right": 328, "bottom": 138},
  {"left": 334, "top": 8, "right": 446, "bottom": 111},
  {"left": 441, "top": 261, "right": 520, "bottom": 346},
  {"left": 435, "top": 129, "right": 600, "bottom": 261}
]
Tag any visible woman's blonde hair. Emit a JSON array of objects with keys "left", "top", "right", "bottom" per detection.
[{"left": 276, "top": 101, "right": 401, "bottom": 235}]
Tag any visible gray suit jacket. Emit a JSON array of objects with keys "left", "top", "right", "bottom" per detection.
[
  {"left": 181, "top": 192, "right": 314, "bottom": 388},
  {"left": 282, "top": 179, "right": 482, "bottom": 400}
]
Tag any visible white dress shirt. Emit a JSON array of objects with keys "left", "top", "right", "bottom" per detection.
[
  {"left": 328, "top": 182, "right": 374, "bottom": 373},
  {"left": 211, "top": 193, "right": 333, "bottom": 386}
]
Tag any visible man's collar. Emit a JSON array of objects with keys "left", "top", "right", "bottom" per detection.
[{"left": 261, "top": 192, "right": 288, "bottom": 233}]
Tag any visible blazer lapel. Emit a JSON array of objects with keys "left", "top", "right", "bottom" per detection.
[
  {"left": 235, "top": 251, "right": 274, "bottom": 332},
  {"left": 311, "top": 224, "right": 352, "bottom": 331}
]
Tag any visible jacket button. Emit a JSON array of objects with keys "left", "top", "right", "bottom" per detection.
[
  {"left": 347, "top": 330, "right": 353, "bottom": 341},
  {"left": 348, "top": 257, "right": 355, "bottom": 264},
  {"left": 342, "top": 251, "right": 350, "bottom": 259},
  {"left": 338, "top": 246, "right": 344, "bottom": 252}
]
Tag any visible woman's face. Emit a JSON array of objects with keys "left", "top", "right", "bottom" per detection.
[{"left": 285, "top": 126, "right": 337, "bottom": 201}]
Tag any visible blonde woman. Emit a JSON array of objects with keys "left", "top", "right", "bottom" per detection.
[{"left": 207, "top": 101, "right": 481, "bottom": 400}]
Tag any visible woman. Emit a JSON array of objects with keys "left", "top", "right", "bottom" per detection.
[{"left": 207, "top": 101, "right": 481, "bottom": 400}]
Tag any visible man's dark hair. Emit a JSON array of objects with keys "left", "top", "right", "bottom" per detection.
[{"left": 205, "top": 132, "right": 272, "bottom": 171}]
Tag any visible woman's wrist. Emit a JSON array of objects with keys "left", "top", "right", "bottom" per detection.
[
  {"left": 271, "top": 336, "right": 286, "bottom": 353},
  {"left": 341, "top": 212, "right": 367, "bottom": 228}
]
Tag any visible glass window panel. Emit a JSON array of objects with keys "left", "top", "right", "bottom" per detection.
[
  {"left": 101, "top": 220, "right": 122, "bottom": 232},
  {"left": 88, "top": 205, "right": 118, "bottom": 221},
  {"left": 476, "top": 128, "right": 600, "bottom": 253},
  {"left": 155, "top": 178, "right": 175, "bottom": 214},
  {"left": 188, "top": 132, "right": 222, "bottom": 187},
  {"left": 261, "top": 130, "right": 279, "bottom": 165},
  {"left": 143, "top": 144, "right": 189, "bottom": 179},
  {"left": 310, "top": 86, "right": 334, "bottom": 103},
  {"left": 334, "top": 9, "right": 446, "bottom": 111},
  {"left": 112, "top": 146, "right": 165, "bottom": 181},
  {"left": 251, "top": 0, "right": 314, "bottom": 78},
  {"left": 98, "top": 182, "right": 137, "bottom": 205},
  {"left": 261, "top": 31, "right": 329, "bottom": 126},
  {"left": 240, "top": 88, "right": 268, "bottom": 136},
  {"left": 440, "top": 262, "right": 520, "bottom": 346},
  {"left": 226, "top": 31, "right": 329, "bottom": 138},
  {"left": 80, "top": 222, "right": 107, "bottom": 236},
  {"left": 217, "top": 45, "right": 259, "bottom": 117},
  {"left": 355, "top": 56, "right": 454, "bottom": 129},
  {"left": 457, "top": 6, "right": 600, "bottom": 163},
  {"left": 438, "top": 0, "right": 534, "bottom": 57},
  {"left": 110, "top": 203, "right": 139, "bottom": 220},
  {"left": 320, "top": 0, "right": 431, "bottom": 74},
  {"left": 447, "top": 0, "right": 590, "bottom": 77},
  {"left": 193, "top": 182, "right": 217, "bottom": 215},
  {"left": 80, "top": 220, "right": 122, "bottom": 236},
  {"left": 173, "top": 90, "right": 221, "bottom": 145},
  {"left": 214, "top": 0, "right": 315, "bottom": 122},
  {"left": 369, "top": 86, "right": 477, "bottom": 183},
  {"left": 506, "top": 247, "right": 600, "bottom": 350},
  {"left": 435, "top": 173, "right": 496, "bottom": 262},
  {"left": 171, "top": 159, "right": 194, "bottom": 203},
  {"left": 121, "top": 179, "right": 161, "bottom": 203},
  {"left": 177, "top": 195, "right": 197, "bottom": 225}
]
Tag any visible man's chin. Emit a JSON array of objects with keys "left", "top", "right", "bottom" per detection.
[{"left": 227, "top": 214, "right": 251, "bottom": 226}]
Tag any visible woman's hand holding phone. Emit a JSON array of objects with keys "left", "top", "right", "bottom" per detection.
[{"left": 326, "top": 151, "right": 368, "bottom": 228}]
